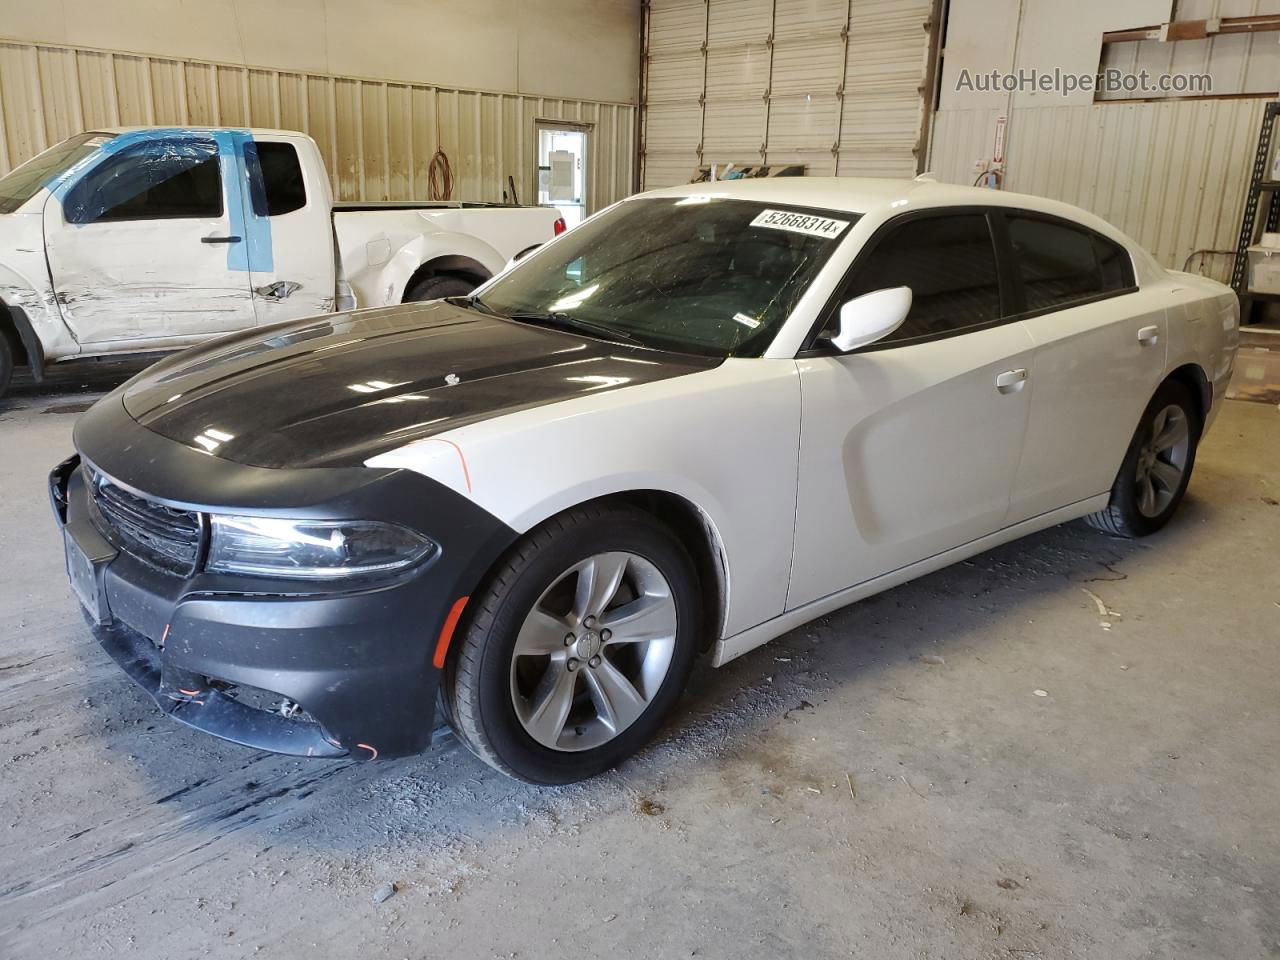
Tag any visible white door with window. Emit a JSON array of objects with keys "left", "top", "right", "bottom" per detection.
[
  {"left": 536, "top": 124, "right": 588, "bottom": 228},
  {"left": 42, "top": 135, "right": 256, "bottom": 346},
  {"left": 1004, "top": 214, "right": 1169, "bottom": 524},
  {"left": 240, "top": 135, "right": 336, "bottom": 324},
  {"left": 789, "top": 213, "right": 1036, "bottom": 610}
]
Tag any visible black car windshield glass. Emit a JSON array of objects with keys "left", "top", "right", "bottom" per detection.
[
  {"left": 477, "top": 197, "right": 858, "bottom": 357},
  {"left": 0, "top": 132, "right": 108, "bottom": 214}
]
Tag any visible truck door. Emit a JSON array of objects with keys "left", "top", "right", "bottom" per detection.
[
  {"left": 240, "top": 135, "right": 336, "bottom": 323},
  {"left": 42, "top": 133, "right": 256, "bottom": 346}
]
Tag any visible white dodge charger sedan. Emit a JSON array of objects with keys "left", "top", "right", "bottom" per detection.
[{"left": 52, "top": 177, "right": 1239, "bottom": 783}]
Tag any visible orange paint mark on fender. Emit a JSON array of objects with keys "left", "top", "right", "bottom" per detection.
[
  {"left": 433, "top": 596, "right": 470, "bottom": 669},
  {"left": 420, "top": 437, "right": 473, "bottom": 493}
]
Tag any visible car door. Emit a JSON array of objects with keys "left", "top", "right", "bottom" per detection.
[
  {"left": 1000, "top": 212, "right": 1169, "bottom": 524},
  {"left": 788, "top": 210, "right": 1036, "bottom": 610},
  {"left": 43, "top": 133, "right": 255, "bottom": 346},
  {"left": 240, "top": 135, "right": 336, "bottom": 323}
]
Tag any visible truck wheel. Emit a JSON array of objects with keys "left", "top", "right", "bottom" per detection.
[
  {"left": 1085, "top": 379, "right": 1199, "bottom": 538},
  {"left": 0, "top": 334, "right": 13, "bottom": 399},
  {"left": 405, "top": 274, "right": 477, "bottom": 302},
  {"left": 444, "top": 504, "right": 701, "bottom": 784}
]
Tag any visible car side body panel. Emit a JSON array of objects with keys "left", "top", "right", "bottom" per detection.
[{"left": 366, "top": 358, "right": 803, "bottom": 638}]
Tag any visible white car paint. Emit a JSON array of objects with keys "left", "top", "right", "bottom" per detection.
[
  {"left": 368, "top": 177, "right": 1239, "bottom": 668},
  {"left": 0, "top": 127, "right": 560, "bottom": 371}
]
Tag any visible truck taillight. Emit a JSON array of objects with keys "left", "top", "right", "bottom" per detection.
[{"left": 553, "top": 217, "right": 567, "bottom": 236}]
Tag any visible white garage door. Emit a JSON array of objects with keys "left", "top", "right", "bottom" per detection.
[{"left": 642, "top": 0, "right": 938, "bottom": 189}]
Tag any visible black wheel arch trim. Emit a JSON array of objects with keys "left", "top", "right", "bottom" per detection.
[{"left": 4, "top": 303, "right": 45, "bottom": 381}]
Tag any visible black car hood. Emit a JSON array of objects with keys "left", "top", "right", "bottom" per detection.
[{"left": 122, "top": 301, "right": 719, "bottom": 469}]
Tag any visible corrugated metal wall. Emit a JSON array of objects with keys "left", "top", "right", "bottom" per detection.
[
  {"left": 1099, "top": 0, "right": 1280, "bottom": 101},
  {"left": 641, "top": 0, "right": 936, "bottom": 189},
  {"left": 929, "top": 97, "right": 1270, "bottom": 283},
  {"left": 0, "top": 38, "right": 637, "bottom": 210}
]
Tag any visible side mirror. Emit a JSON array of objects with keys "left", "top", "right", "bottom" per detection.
[{"left": 830, "top": 286, "right": 912, "bottom": 352}]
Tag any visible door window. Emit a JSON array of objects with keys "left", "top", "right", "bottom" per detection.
[
  {"left": 62, "top": 140, "right": 222, "bottom": 224},
  {"left": 246, "top": 141, "right": 307, "bottom": 217},
  {"left": 838, "top": 213, "right": 1003, "bottom": 346},
  {"left": 1007, "top": 215, "right": 1134, "bottom": 312}
]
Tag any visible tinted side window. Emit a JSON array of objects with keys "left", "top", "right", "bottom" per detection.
[
  {"left": 64, "top": 141, "right": 221, "bottom": 224},
  {"left": 843, "top": 214, "right": 1002, "bottom": 344},
  {"left": 1008, "top": 216, "right": 1132, "bottom": 312},
  {"left": 1094, "top": 233, "right": 1134, "bottom": 291},
  {"left": 247, "top": 141, "right": 306, "bottom": 217}
]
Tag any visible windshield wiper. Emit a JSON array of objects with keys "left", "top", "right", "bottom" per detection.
[
  {"left": 453, "top": 294, "right": 503, "bottom": 317},
  {"left": 506, "top": 310, "right": 637, "bottom": 344}
]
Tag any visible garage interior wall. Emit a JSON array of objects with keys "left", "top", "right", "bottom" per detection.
[
  {"left": 0, "top": 0, "right": 640, "bottom": 209},
  {"left": 928, "top": 0, "right": 1280, "bottom": 284},
  {"left": 641, "top": 0, "right": 939, "bottom": 189}
]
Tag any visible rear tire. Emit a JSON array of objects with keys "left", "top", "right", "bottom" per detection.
[
  {"left": 404, "top": 274, "right": 478, "bottom": 302},
  {"left": 443, "top": 504, "right": 700, "bottom": 784},
  {"left": 1085, "top": 379, "right": 1200, "bottom": 538}
]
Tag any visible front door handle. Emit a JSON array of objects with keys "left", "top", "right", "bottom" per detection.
[
  {"left": 1137, "top": 324, "right": 1160, "bottom": 345},
  {"left": 201, "top": 235, "right": 242, "bottom": 244},
  {"left": 995, "top": 368, "right": 1028, "bottom": 394}
]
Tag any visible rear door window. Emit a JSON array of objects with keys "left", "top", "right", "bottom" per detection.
[
  {"left": 246, "top": 141, "right": 306, "bottom": 217},
  {"left": 1007, "top": 215, "right": 1134, "bottom": 313}
]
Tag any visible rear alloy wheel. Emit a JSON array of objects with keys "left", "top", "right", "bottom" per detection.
[
  {"left": 1085, "top": 379, "right": 1199, "bottom": 538},
  {"left": 444, "top": 505, "right": 699, "bottom": 784}
]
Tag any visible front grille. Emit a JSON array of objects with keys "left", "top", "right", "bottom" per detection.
[{"left": 87, "top": 467, "right": 203, "bottom": 575}]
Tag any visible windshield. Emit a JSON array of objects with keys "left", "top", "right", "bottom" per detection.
[
  {"left": 0, "top": 132, "right": 109, "bottom": 214},
  {"left": 478, "top": 197, "right": 858, "bottom": 357}
]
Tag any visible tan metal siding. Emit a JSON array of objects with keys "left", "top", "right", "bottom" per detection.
[
  {"left": 0, "top": 38, "right": 635, "bottom": 211},
  {"left": 642, "top": 0, "right": 934, "bottom": 188},
  {"left": 928, "top": 98, "right": 1269, "bottom": 283},
  {"left": 1099, "top": 0, "right": 1280, "bottom": 101}
]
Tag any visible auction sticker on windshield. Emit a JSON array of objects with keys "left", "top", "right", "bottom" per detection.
[{"left": 750, "top": 209, "right": 849, "bottom": 239}]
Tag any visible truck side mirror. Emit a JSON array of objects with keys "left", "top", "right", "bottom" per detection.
[{"left": 830, "top": 286, "right": 912, "bottom": 352}]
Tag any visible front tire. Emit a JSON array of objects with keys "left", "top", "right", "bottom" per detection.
[
  {"left": 1085, "top": 379, "right": 1200, "bottom": 538},
  {"left": 444, "top": 504, "right": 700, "bottom": 784}
]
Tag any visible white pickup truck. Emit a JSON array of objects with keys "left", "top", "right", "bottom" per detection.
[{"left": 0, "top": 126, "right": 564, "bottom": 396}]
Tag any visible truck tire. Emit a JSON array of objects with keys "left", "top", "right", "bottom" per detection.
[
  {"left": 443, "top": 503, "right": 701, "bottom": 784},
  {"left": 0, "top": 334, "right": 13, "bottom": 400},
  {"left": 405, "top": 274, "right": 478, "bottom": 302}
]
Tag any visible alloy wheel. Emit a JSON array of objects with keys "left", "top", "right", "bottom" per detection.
[
  {"left": 509, "top": 551, "right": 677, "bottom": 751},
  {"left": 1134, "top": 403, "right": 1191, "bottom": 518}
]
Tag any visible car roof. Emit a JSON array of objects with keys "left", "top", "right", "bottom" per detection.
[
  {"left": 94, "top": 126, "right": 305, "bottom": 138},
  {"left": 641, "top": 176, "right": 1099, "bottom": 223}
]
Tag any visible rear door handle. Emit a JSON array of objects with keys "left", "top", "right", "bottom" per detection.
[
  {"left": 1137, "top": 324, "right": 1160, "bottom": 345},
  {"left": 201, "top": 235, "right": 242, "bottom": 244},
  {"left": 995, "top": 368, "right": 1028, "bottom": 394}
]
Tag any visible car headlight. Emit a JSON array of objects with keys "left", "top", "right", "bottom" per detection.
[{"left": 206, "top": 516, "right": 437, "bottom": 580}]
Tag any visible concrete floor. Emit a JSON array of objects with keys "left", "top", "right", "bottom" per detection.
[{"left": 1, "top": 362, "right": 1278, "bottom": 960}]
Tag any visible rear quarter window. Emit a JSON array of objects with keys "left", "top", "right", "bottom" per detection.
[{"left": 246, "top": 141, "right": 306, "bottom": 217}]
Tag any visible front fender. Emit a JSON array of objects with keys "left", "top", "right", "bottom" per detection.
[
  {"left": 376, "top": 230, "right": 508, "bottom": 306},
  {"left": 0, "top": 260, "right": 75, "bottom": 363},
  {"left": 364, "top": 359, "right": 803, "bottom": 637}
]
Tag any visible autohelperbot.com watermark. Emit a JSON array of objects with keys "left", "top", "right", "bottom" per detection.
[{"left": 956, "top": 67, "right": 1213, "bottom": 98}]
